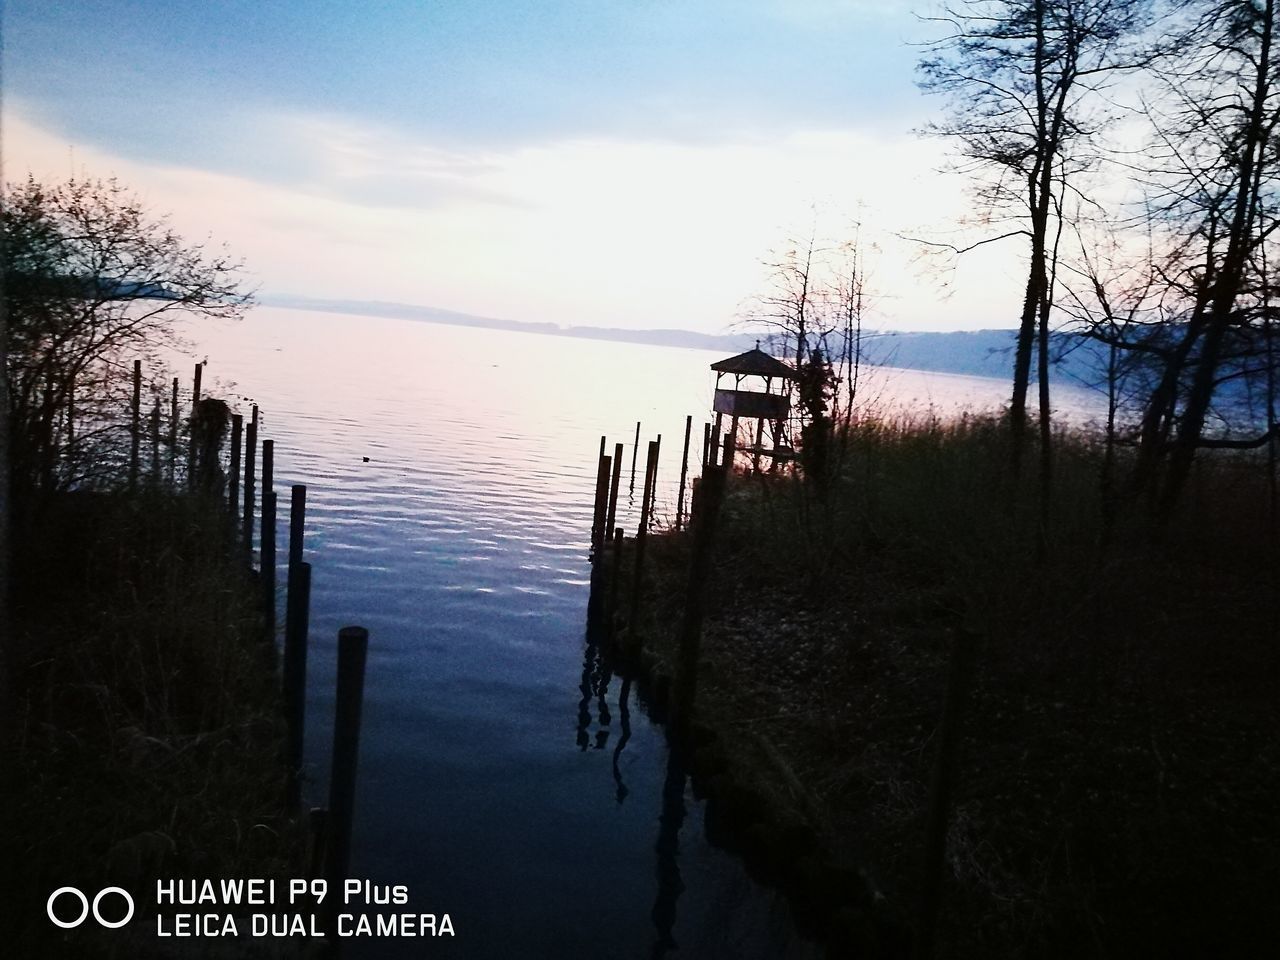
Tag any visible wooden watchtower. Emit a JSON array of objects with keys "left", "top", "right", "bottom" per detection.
[{"left": 711, "top": 343, "right": 796, "bottom": 471}]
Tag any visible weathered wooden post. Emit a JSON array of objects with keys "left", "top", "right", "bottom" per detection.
[
  {"left": 289, "top": 484, "right": 307, "bottom": 568},
  {"left": 326, "top": 626, "right": 370, "bottom": 923},
  {"left": 605, "top": 442, "right": 623, "bottom": 538},
  {"left": 129, "top": 359, "right": 142, "bottom": 491},
  {"left": 608, "top": 526, "right": 624, "bottom": 630},
  {"left": 650, "top": 434, "right": 662, "bottom": 519},
  {"left": 66, "top": 382, "right": 75, "bottom": 453},
  {"left": 590, "top": 450, "right": 610, "bottom": 547},
  {"left": 284, "top": 484, "right": 309, "bottom": 810},
  {"left": 676, "top": 415, "right": 692, "bottom": 531},
  {"left": 228, "top": 414, "right": 243, "bottom": 519},
  {"left": 626, "top": 441, "right": 659, "bottom": 656},
  {"left": 187, "top": 362, "right": 202, "bottom": 488},
  {"left": 150, "top": 397, "right": 161, "bottom": 483},
  {"left": 673, "top": 462, "right": 727, "bottom": 739},
  {"left": 243, "top": 408, "right": 258, "bottom": 564},
  {"left": 592, "top": 453, "right": 612, "bottom": 550},
  {"left": 262, "top": 490, "right": 277, "bottom": 637},
  {"left": 262, "top": 438, "right": 274, "bottom": 498},
  {"left": 168, "top": 376, "right": 179, "bottom": 485},
  {"left": 914, "top": 628, "right": 979, "bottom": 960},
  {"left": 702, "top": 422, "right": 711, "bottom": 467},
  {"left": 629, "top": 421, "right": 641, "bottom": 492},
  {"left": 284, "top": 560, "right": 311, "bottom": 810}
]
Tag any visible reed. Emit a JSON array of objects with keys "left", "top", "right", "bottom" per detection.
[{"left": 1, "top": 488, "right": 301, "bottom": 957}]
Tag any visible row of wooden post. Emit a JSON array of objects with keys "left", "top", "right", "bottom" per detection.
[
  {"left": 123, "top": 358, "right": 368, "bottom": 938},
  {"left": 588, "top": 417, "right": 732, "bottom": 735},
  {"left": 591, "top": 414, "right": 710, "bottom": 548},
  {"left": 212, "top": 382, "right": 369, "bottom": 943},
  {"left": 125, "top": 361, "right": 201, "bottom": 491}
]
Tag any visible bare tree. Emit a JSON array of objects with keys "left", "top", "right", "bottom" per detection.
[
  {"left": 1127, "top": 0, "right": 1280, "bottom": 522},
  {"left": 744, "top": 228, "right": 831, "bottom": 368},
  {"left": 4, "top": 176, "right": 251, "bottom": 501},
  {"left": 918, "top": 0, "right": 1155, "bottom": 470}
]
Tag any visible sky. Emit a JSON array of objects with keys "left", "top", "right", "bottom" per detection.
[{"left": 2, "top": 0, "right": 1030, "bottom": 334}]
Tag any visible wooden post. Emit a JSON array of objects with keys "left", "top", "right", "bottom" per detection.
[
  {"left": 674, "top": 463, "right": 727, "bottom": 738},
  {"left": 150, "top": 397, "right": 161, "bottom": 483},
  {"left": 326, "top": 626, "right": 370, "bottom": 923},
  {"left": 243, "top": 413, "right": 257, "bottom": 564},
  {"left": 289, "top": 484, "right": 307, "bottom": 568},
  {"left": 590, "top": 450, "right": 609, "bottom": 545},
  {"left": 913, "top": 628, "right": 979, "bottom": 960},
  {"left": 187, "top": 362, "right": 202, "bottom": 489},
  {"left": 66, "top": 381, "right": 75, "bottom": 453},
  {"left": 591, "top": 453, "right": 611, "bottom": 548},
  {"left": 284, "top": 560, "right": 312, "bottom": 810},
  {"left": 262, "top": 491, "right": 277, "bottom": 638},
  {"left": 228, "top": 414, "right": 243, "bottom": 519},
  {"left": 650, "top": 434, "right": 662, "bottom": 519},
  {"left": 608, "top": 526, "right": 624, "bottom": 631},
  {"left": 702, "top": 422, "right": 711, "bottom": 466},
  {"left": 627, "top": 441, "right": 659, "bottom": 655},
  {"left": 629, "top": 421, "right": 641, "bottom": 492},
  {"left": 129, "top": 359, "right": 141, "bottom": 491},
  {"left": 168, "top": 376, "right": 179, "bottom": 485},
  {"left": 676, "top": 415, "right": 692, "bottom": 531},
  {"left": 604, "top": 442, "right": 623, "bottom": 539},
  {"left": 262, "top": 438, "right": 274, "bottom": 497}
]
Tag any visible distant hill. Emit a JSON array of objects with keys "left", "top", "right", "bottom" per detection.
[{"left": 261, "top": 294, "right": 1110, "bottom": 387}]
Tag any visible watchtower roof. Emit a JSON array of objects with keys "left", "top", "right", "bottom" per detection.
[{"left": 709, "top": 346, "right": 794, "bottom": 379}]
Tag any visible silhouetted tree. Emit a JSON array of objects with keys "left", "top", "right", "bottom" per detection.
[
  {"left": 3, "top": 176, "right": 251, "bottom": 501},
  {"left": 1123, "top": 0, "right": 1280, "bottom": 522},
  {"left": 918, "top": 0, "right": 1155, "bottom": 471}
]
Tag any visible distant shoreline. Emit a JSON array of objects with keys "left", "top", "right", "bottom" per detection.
[{"left": 258, "top": 293, "right": 1092, "bottom": 386}]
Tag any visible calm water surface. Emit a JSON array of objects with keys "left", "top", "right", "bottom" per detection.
[{"left": 180, "top": 307, "right": 1097, "bottom": 959}]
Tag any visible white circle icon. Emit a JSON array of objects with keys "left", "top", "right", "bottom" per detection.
[
  {"left": 93, "top": 887, "right": 135, "bottom": 929},
  {"left": 46, "top": 887, "right": 89, "bottom": 929},
  {"left": 46, "top": 886, "right": 134, "bottom": 929}
]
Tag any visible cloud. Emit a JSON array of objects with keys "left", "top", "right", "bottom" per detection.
[{"left": 3, "top": 103, "right": 1025, "bottom": 333}]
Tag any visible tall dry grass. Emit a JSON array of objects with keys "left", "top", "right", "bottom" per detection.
[
  {"left": 649, "top": 411, "right": 1279, "bottom": 956},
  {"left": 1, "top": 489, "right": 301, "bottom": 957}
]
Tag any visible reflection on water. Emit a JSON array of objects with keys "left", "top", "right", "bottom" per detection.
[
  {"left": 613, "top": 679, "right": 633, "bottom": 807},
  {"left": 652, "top": 746, "right": 688, "bottom": 959},
  {"left": 576, "top": 566, "right": 614, "bottom": 754},
  {"left": 169, "top": 306, "right": 1084, "bottom": 959}
]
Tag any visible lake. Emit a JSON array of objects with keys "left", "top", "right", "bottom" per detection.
[{"left": 178, "top": 306, "right": 1098, "bottom": 958}]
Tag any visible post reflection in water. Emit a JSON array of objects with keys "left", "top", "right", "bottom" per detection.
[
  {"left": 580, "top": 558, "right": 685, "bottom": 956},
  {"left": 612, "top": 678, "right": 632, "bottom": 805},
  {"left": 576, "top": 562, "right": 614, "bottom": 751},
  {"left": 651, "top": 744, "right": 688, "bottom": 959}
]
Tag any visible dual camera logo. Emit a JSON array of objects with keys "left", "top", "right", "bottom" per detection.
[{"left": 47, "top": 887, "right": 135, "bottom": 929}]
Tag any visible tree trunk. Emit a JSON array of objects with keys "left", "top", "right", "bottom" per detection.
[{"left": 1157, "top": 0, "right": 1274, "bottom": 523}]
